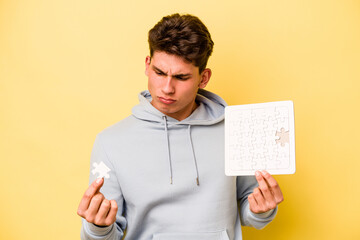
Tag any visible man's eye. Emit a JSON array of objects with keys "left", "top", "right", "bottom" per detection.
[
  {"left": 176, "top": 76, "right": 189, "bottom": 81},
  {"left": 155, "top": 71, "right": 165, "bottom": 76}
]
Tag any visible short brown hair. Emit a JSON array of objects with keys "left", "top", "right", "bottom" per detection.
[{"left": 148, "top": 13, "right": 214, "bottom": 73}]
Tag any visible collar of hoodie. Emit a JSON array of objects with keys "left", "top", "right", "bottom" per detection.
[{"left": 132, "top": 89, "right": 227, "bottom": 185}]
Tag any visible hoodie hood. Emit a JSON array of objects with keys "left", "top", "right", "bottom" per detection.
[{"left": 132, "top": 88, "right": 227, "bottom": 125}]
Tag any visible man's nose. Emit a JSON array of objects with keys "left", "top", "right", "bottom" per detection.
[{"left": 162, "top": 76, "right": 175, "bottom": 94}]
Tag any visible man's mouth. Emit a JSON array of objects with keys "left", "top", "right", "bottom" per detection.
[{"left": 158, "top": 97, "right": 176, "bottom": 104}]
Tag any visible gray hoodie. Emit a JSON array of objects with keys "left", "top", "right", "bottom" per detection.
[{"left": 81, "top": 89, "right": 277, "bottom": 240}]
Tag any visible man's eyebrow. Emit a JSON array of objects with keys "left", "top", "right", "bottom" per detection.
[
  {"left": 152, "top": 66, "right": 166, "bottom": 74},
  {"left": 173, "top": 73, "right": 192, "bottom": 78},
  {"left": 152, "top": 65, "right": 192, "bottom": 78}
]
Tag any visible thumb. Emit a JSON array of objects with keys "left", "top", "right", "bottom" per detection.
[{"left": 93, "top": 177, "right": 104, "bottom": 192}]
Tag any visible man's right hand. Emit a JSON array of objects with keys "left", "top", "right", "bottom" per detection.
[{"left": 77, "top": 178, "right": 118, "bottom": 227}]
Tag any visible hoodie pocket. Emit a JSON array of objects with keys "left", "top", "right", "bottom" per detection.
[{"left": 152, "top": 230, "right": 230, "bottom": 240}]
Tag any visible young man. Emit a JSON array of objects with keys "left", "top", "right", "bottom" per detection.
[{"left": 77, "top": 13, "right": 283, "bottom": 240}]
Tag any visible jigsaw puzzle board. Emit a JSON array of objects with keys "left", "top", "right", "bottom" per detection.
[{"left": 225, "top": 101, "right": 295, "bottom": 176}]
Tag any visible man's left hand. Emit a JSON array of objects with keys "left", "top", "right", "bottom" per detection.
[{"left": 248, "top": 170, "right": 284, "bottom": 214}]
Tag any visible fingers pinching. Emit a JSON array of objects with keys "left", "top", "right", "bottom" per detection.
[
  {"left": 260, "top": 170, "right": 284, "bottom": 204},
  {"left": 249, "top": 170, "right": 284, "bottom": 214},
  {"left": 98, "top": 199, "right": 111, "bottom": 217},
  {"left": 77, "top": 178, "right": 104, "bottom": 217},
  {"left": 77, "top": 178, "right": 117, "bottom": 227},
  {"left": 255, "top": 171, "right": 275, "bottom": 202},
  {"left": 95, "top": 199, "right": 111, "bottom": 226},
  {"left": 253, "top": 187, "right": 267, "bottom": 212},
  {"left": 86, "top": 192, "right": 105, "bottom": 220}
]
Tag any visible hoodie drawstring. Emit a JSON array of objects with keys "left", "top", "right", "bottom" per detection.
[
  {"left": 187, "top": 125, "right": 200, "bottom": 186},
  {"left": 163, "top": 116, "right": 200, "bottom": 186},
  {"left": 163, "top": 116, "right": 173, "bottom": 184}
]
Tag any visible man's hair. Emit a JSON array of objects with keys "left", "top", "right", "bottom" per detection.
[{"left": 148, "top": 13, "right": 214, "bottom": 73}]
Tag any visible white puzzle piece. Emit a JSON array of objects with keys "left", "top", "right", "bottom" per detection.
[
  {"left": 92, "top": 161, "right": 111, "bottom": 179},
  {"left": 225, "top": 101, "right": 295, "bottom": 176}
]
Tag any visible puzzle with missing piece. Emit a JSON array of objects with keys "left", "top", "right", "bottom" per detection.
[{"left": 225, "top": 101, "right": 296, "bottom": 176}]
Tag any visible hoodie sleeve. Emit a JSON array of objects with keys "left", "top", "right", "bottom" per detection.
[
  {"left": 81, "top": 135, "right": 127, "bottom": 240},
  {"left": 236, "top": 176, "right": 277, "bottom": 229}
]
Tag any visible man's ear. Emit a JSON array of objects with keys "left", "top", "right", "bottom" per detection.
[
  {"left": 199, "top": 68, "right": 212, "bottom": 89},
  {"left": 145, "top": 56, "right": 151, "bottom": 76}
]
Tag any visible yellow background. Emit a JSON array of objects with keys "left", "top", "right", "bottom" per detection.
[{"left": 1, "top": 0, "right": 359, "bottom": 239}]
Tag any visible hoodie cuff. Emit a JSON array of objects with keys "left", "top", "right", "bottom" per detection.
[
  {"left": 86, "top": 221, "right": 114, "bottom": 236},
  {"left": 250, "top": 206, "right": 278, "bottom": 219}
]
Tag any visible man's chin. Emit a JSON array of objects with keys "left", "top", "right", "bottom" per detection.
[{"left": 154, "top": 104, "right": 176, "bottom": 115}]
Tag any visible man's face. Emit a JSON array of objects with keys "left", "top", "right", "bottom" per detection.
[{"left": 145, "top": 51, "right": 211, "bottom": 121}]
